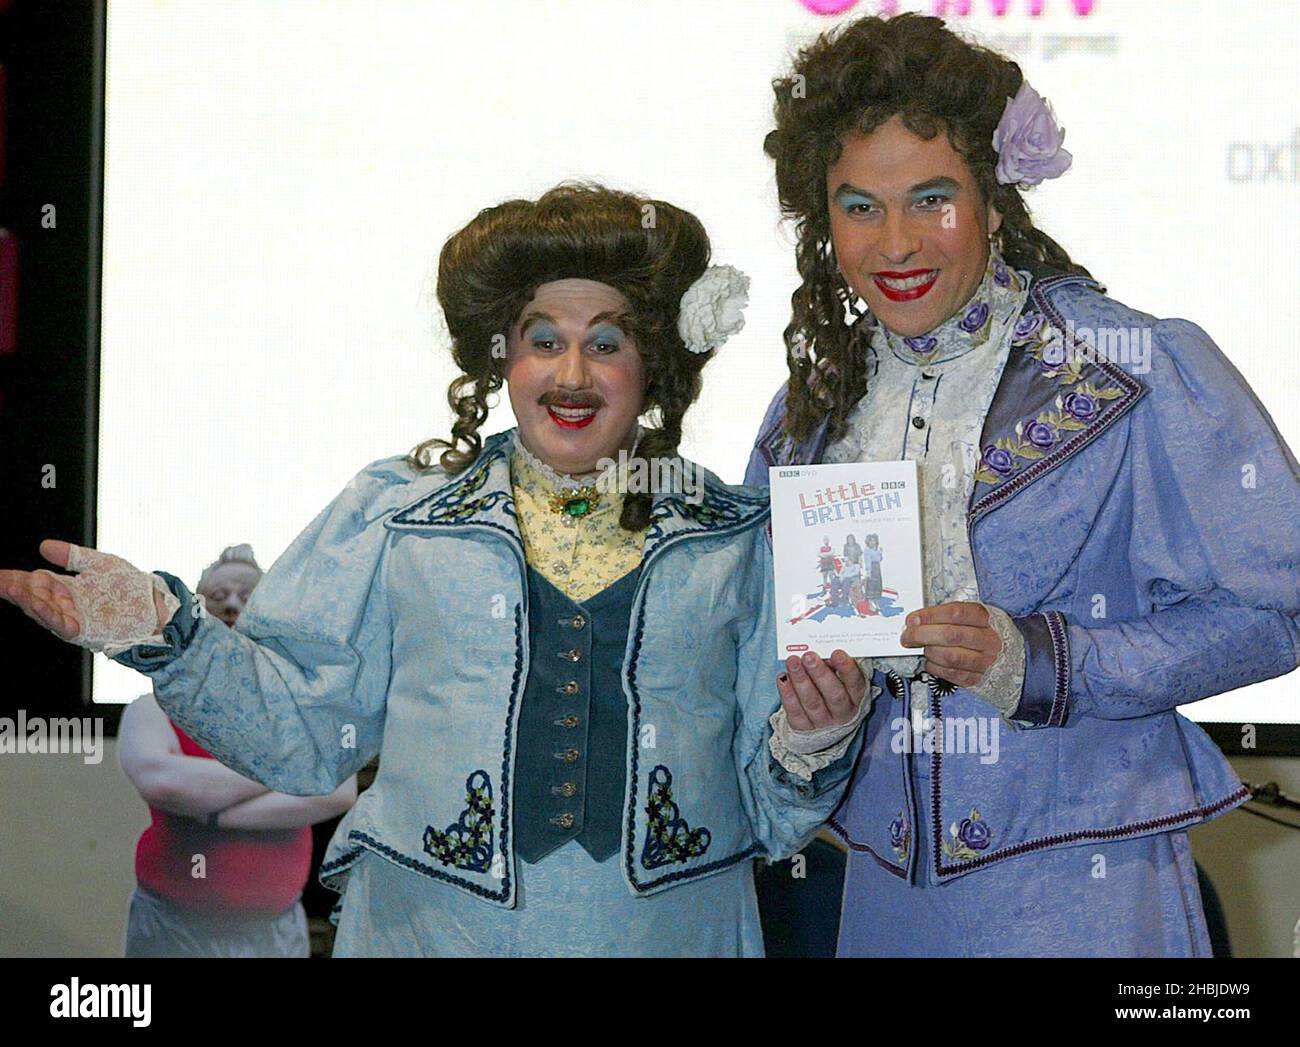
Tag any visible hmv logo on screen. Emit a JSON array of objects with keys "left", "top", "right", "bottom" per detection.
[{"left": 800, "top": 1, "right": 1097, "bottom": 15}]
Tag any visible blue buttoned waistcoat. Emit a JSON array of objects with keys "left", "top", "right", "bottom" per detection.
[{"left": 513, "top": 564, "right": 639, "bottom": 864}]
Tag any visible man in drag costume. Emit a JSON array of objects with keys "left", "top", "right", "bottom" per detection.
[
  {"left": 747, "top": 14, "right": 1300, "bottom": 957},
  {"left": 1, "top": 184, "right": 874, "bottom": 957}
]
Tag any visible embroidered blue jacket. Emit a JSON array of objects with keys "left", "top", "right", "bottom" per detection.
[
  {"left": 114, "top": 429, "right": 862, "bottom": 909},
  {"left": 744, "top": 273, "right": 1300, "bottom": 885}
]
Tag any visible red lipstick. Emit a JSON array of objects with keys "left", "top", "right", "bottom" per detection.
[
  {"left": 546, "top": 404, "right": 598, "bottom": 429},
  {"left": 872, "top": 269, "right": 939, "bottom": 302}
]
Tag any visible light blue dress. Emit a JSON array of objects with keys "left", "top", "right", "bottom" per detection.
[
  {"left": 117, "top": 433, "right": 859, "bottom": 958},
  {"left": 332, "top": 845, "right": 764, "bottom": 958}
]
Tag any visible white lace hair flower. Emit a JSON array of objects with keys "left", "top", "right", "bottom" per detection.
[{"left": 677, "top": 264, "right": 751, "bottom": 354}]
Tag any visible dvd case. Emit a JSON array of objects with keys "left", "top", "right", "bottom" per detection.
[{"left": 769, "top": 460, "right": 924, "bottom": 658}]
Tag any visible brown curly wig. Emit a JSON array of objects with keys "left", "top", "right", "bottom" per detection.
[
  {"left": 406, "top": 182, "right": 713, "bottom": 531},
  {"left": 765, "top": 12, "right": 1093, "bottom": 447}
]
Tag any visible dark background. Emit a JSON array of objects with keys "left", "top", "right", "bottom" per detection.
[{"left": 0, "top": 0, "right": 114, "bottom": 729}]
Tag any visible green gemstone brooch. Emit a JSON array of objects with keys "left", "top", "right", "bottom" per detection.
[{"left": 548, "top": 485, "right": 601, "bottom": 518}]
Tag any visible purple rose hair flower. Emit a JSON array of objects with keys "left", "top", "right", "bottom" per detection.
[
  {"left": 904, "top": 334, "right": 938, "bottom": 354},
  {"left": 1013, "top": 312, "right": 1044, "bottom": 341},
  {"left": 981, "top": 446, "right": 1015, "bottom": 476},
  {"left": 957, "top": 817, "right": 991, "bottom": 851},
  {"left": 1023, "top": 418, "right": 1057, "bottom": 448},
  {"left": 960, "top": 302, "right": 990, "bottom": 333},
  {"left": 1063, "top": 392, "right": 1098, "bottom": 421},
  {"left": 993, "top": 81, "right": 1074, "bottom": 187}
]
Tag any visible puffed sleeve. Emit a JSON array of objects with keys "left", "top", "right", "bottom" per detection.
[
  {"left": 1009, "top": 317, "right": 1300, "bottom": 724},
  {"left": 110, "top": 457, "right": 415, "bottom": 794},
  {"left": 731, "top": 524, "right": 866, "bottom": 860}
]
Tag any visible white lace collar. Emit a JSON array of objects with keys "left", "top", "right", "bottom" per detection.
[
  {"left": 509, "top": 426, "right": 644, "bottom": 495},
  {"left": 875, "top": 245, "right": 1028, "bottom": 369}
]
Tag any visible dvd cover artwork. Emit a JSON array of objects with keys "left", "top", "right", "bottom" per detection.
[{"left": 768, "top": 461, "right": 924, "bottom": 658}]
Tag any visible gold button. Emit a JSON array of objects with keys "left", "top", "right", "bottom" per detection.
[
  {"left": 560, "top": 648, "right": 582, "bottom": 662},
  {"left": 554, "top": 748, "right": 580, "bottom": 764},
  {"left": 555, "top": 715, "right": 579, "bottom": 729},
  {"left": 552, "top": 782, "right": 578, "bottom": 798},
  {"left": 561, "top": 681, "right": 580, "bottom": 696},
  {"left": 570, "top": 614, "right": 586, "bottom": 630},
  {"left": 551, "top": 813, "right": 576, "bottom": 829}
]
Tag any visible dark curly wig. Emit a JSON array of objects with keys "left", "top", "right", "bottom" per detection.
[
  {"left": 765, "top": 12, "right": 1093, "bottom": 446},
  {"left": 407, "top": 182, "right": 713, "bottom": 531}
]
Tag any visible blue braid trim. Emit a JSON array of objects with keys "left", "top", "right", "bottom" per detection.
[
  {"left": 496, "top": 602, "right": 524, "bottom": 891},
  {"left": 317, "top": 603, "right": 525, "bottom": 905},
  {"left": 319, "top": 831, "right": 510, "bottom": 902},
  {"left": 622, "top": 553, "right": 765, "bottom": 893}
]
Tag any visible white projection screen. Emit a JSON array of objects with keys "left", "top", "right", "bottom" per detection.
[{"left": 98, "top": 0, "right": 1300, "bottom": 729}]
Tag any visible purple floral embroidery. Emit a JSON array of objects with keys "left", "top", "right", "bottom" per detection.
[
  {"left": 1014, "top": 311, "right": 1084, "bottom": 384},
  {"left": 974, "top": 383, "right": 1123, "bottom": 486},
  {"left": 980, "top": 445, "right": 1015, "bottom": 477},
  {"left": 957, "top": 816, "right": 990, "bottom": 850},
  {"left": 993, "top": 261, "right": 1010, "bottom": 287},
  {"left": 974, "top": 307, "right": 1128, "bottom": 487},
  {"left": 1040, "top": 336, "right": 1068, "bottom": 368},
  {"left": 903, "top": 334, "right": 938, "bottom": 354},
  {"left": 959, "top": 302, "right": 990, "bottom": 333},
  {"left": 943, "top": 806, "right": 992, "bottom": 861},
  {"left": 1062, "top": 391, "right": 1098, "bottom": 421},
  {"left": 889, "top": 811, "right": 910, "bottom": 863},
  {"left": 1012, "top": 312, "right": 1044, "bottom": 342},
  {"left": 1021, "top": 417, "right": 1058, "bottom": 449}
]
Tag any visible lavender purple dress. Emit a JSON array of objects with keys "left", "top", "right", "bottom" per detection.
[{"left": 745, "top": 262, "right": 1296, "bottom": 957}]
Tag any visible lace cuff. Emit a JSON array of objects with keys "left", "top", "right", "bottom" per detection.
[
  {"left": 103, "top": 574, "right": 181, "bottom": 658},
  {"left": 33, "top": 545, "right": 182, "bottom": 655},
  {"left": 108, "top": 571, "right": 210, "bottom": 669},
  {"left": 768, "top": 660, "right": 879, "bottom": 782},
  {"left": 968, "top": 603, "right": 1026, "bottom": 719}
]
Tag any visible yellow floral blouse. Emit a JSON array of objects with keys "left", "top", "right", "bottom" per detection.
[{"left": 508, "top": 433, "right": 646, "bottom": 603}]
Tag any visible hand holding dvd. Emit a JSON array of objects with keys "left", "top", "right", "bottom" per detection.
[
  {"left": 776, "top": 648, "right": 867, "bottom": 730},
  {"left": 899, "top": 601, "right": 1001, "bottom": 689}
]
